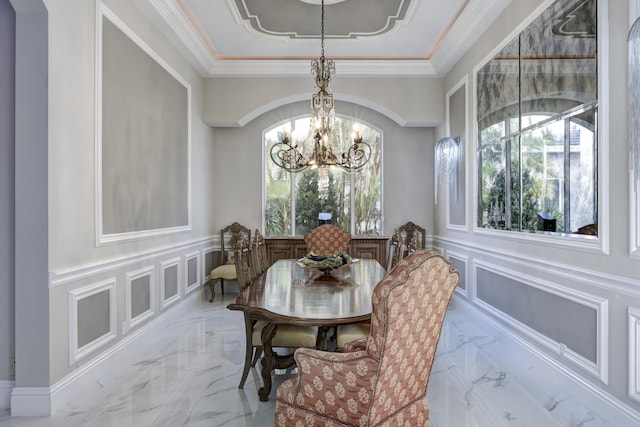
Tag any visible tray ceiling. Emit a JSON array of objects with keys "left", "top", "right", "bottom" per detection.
[{"left": 137, "top": 0, "right": 513, "bottom": 76}]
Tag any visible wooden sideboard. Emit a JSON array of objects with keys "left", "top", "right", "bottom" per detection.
[{"left": 265, "top": 236, "right": 390, "bottom": 267}]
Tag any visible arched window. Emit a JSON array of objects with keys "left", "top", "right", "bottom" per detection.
[{"left": 263, "top": 116, "right": 382, "bottom": 237}]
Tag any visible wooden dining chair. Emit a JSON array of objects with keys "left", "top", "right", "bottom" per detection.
[
  {"left": 337, "top": 230, "right": 404, "bottom": 350},
  {"left": 406, "top": 230, "right": 421, "bottom": 255},
  {"left": 234, "top": 236, "right": 253, "bottom": 292},
  {"left": 251, "top": 229, "right": 269, "bottom": 276},
  {"left": 303, "top": 224, "right": 351, "bottom": 256},
  {"left": 208, "top": 222, "right": 250, "bottom": 302},
  {"left": 396, "top": 221, "right": 426, "bottom": 257},
  {"left": 275, "top": 250, "right": 460, "bottom": 426},
  {"left": 238, "top": 317, "right": 320, "bottom": 389},
  {"left": 236, "top": 239, "right": 321, "bottom": 389},
  {"left": 386, "top": 229, "right": 403, "bottom": 271}
]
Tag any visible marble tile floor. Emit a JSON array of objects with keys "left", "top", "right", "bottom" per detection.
[{"left": 0, "top": 291, "right": 626, "bottom": 426}]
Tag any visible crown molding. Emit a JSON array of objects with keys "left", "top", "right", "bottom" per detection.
[
  {"left": 431, "top": 0, "right": 512, "bottom": 75},
  {"left": 150, "top": 0, "right": 217, "bottom": 75},
  {"left": 149, "top": 0, "right": 509, "bottom": 77}
]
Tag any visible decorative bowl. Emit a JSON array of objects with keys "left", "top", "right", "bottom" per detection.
[{"left": 297, "top": 252, "right": 352, "bottom": 276}]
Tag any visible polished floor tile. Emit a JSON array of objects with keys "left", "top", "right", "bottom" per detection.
[{"left": 0, "top": 291, "right": 623, "bottom": 426}]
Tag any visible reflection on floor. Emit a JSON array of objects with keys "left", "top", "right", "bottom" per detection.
[{"left": 0, "top": 290, "right": 628, "bottom": 426}]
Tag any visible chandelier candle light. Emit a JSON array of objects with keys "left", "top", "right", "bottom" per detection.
[{"left": 270, "top": 0, "right": 371, "bottom": 174}]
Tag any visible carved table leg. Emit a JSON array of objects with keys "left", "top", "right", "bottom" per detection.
[
  {"left": 257, "top": 322, "right": 299, "bottom": 401},
  {"left": 258, "top": 322, "right": 278, "bottom": 401}
]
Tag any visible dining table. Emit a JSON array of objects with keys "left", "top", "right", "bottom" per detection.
[{"left": 227, "top": 257, "right": 386, "bottom": 401}]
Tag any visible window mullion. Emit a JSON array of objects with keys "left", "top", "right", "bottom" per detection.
[
  {"left": 291, "top": 172, "right": 296, "bottom": 236},
  {"left": 564, "top": 119, "right": 571, "bottom": 233}
]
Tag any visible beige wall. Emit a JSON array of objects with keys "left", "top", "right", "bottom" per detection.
[
  {"left": 44, "top": 0, "right": 216, "bottom": 389},
  {"left": 203, "top": 76, "right": 444, "bottom": 127}
]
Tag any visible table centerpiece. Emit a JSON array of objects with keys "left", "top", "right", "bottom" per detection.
[{"left": 297, "top": 252, "right": 353, "bottom": 277}]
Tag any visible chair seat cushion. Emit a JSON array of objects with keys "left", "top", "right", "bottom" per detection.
[
  {"left": 336, "top": 323, "right": 370, "bottom": 349},
  {"left": 253, "top": 321, "right": 319, "bottom": 348},
  {"left": 210, "top": 264, "right": 236, "bottom": 280}
]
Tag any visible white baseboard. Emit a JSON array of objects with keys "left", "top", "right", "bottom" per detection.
[
  {"left": 10, "top": 387, "right": 50, "bottom": 416},
  {"left": 452, "top": 296, "right": 640, "bottom": 426},
  {"left": 0, "top": 380, "right": 14, "bottom": 410}
]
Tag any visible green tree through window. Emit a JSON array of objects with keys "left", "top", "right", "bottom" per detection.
[
  {"left": 264, "top": 116, "right": 382, "bottom": 237},
  {"left": 477, "top": 0, "right": 597, "bottom": 236}
]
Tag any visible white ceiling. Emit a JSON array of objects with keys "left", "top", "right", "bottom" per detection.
[{"left": 138, "top": 0, "right": 512, "bottom": 77}]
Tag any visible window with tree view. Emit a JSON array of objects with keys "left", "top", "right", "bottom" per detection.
[
  {"left": 264, "top": 116, "right": 382, "bottom": 237},
  {"left": 477, "top": 0, "right": 597, "bottom": 237}
]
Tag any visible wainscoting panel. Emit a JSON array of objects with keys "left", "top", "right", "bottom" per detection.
[
  {"left": 473, "top": 259, "right": 608, "bottom": 383},
  {"left": 185, "top": 251, "right": 200, "bottom": 294},
  {"left": 202, "top": 246, "right": 215, "bottom": 284},
  {"left": 123, "top": 266, "right": 155, "bottom": 334},
  {"left": 629, "top": 306, "right": 640, "bottom": 404},
  {"left": 445, "top": 249, "right": 468, "bottom": 297},
  {"left": 68, "top": 279, "right": 117, "bottom": 366},
  {"left": 160, "top": 257, "right": 181, "bottom": 310},
  {"left": 47, "top": 237, "right": 217, "bottom": 413}
]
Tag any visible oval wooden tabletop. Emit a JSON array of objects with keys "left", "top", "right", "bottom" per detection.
[{"left": 227, "top": 258, "right": 386, "bottom": 326}]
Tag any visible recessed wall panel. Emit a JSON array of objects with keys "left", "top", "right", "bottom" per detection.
[
  {"left": 448, "top": 82, "right": 466, "bottom": 227},
  {"left": 131, "top": 275, "right": 151, "bottom": 319},
  {"left": 449, "top": 257, "right": 466, "bottom": 291},
  {"left": 77, "top": 290, "right": 111, "bottom": 348},
  {"left": 203, "top": 249, "right": 214, "bottom": 281},
  {"left": 477, "top": 267, "right": 597, "bottom": 363},
  {"left": 186, "top": 253, "right": 199, "bottom": 292},
  {"left": 98, "top": 9, "right": 190, "bottom": 243},
  {"left": 164, "top": 264, "right": 178, "bottom": 300}
]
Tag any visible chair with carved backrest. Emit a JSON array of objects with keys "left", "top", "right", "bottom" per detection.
[
  {"left": 234, "top": 235, "right": 254, "bottom": 292},
  {"left": 386, "top": 229, "right": 403, "bottom": 272},
  {"left": 336, "top": 229, "right": 409, "bottom": 351},
  {"left": 208, "top": 222, "right": 251, "bottom": 302},
  {"left": 303, "top": 224, "right": 351, "bottom": 256},
  {"left": 396, "top": 221, "right": 426, "bottom": 258},
  {"left": 275, "top": 250, "right": 460, "bottom": 425},
  {"left": 234, "top": 231, "right": 320, "bottom": 389},
  {"left": 236, "top": 245, "right": 320, "bottom": 389},
  {"left": 406, "top": 230, "right": 421, "bottom": 255},
  {"left": 251, "top": 229, "right": 270, "bottom": 277}
]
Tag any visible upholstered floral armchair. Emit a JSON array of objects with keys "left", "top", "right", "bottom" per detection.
[
  {"left": 304, "top": 224, "right": 351, "bottom": 256},
  {"left": 275, "top": 250, "right": 459, "bottom": 426}
]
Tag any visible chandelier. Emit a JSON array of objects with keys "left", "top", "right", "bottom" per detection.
[{"left": 269, "top": 0, "right": 371, "bottom": 173}]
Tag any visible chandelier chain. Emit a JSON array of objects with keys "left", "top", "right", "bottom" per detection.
[{"left": 320, "top": 0, "right": 325, "bottom": 60}]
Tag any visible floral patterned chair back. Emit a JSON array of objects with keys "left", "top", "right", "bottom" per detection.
[
  {"left": 275, "top": 250, "right": 460, "bottom": 426},
  {"left": 303, "top": 224, "right": 351, "bottom": 256}
]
